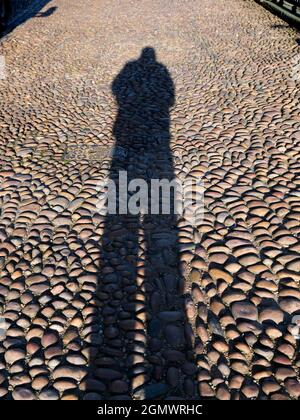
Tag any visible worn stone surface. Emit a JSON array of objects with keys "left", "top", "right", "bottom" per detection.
[{"left": 0, "top": 0, "right": 300, "bottom": 400}]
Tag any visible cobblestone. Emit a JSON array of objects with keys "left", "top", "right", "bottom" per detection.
[{"left": 0, "top": 0, "right": 300, "bottom": 400}]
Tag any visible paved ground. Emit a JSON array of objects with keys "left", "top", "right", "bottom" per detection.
[{"left": 0, "top": 0, "right": 300, "bottom": 400}]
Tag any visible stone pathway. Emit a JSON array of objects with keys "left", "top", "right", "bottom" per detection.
[{"left": 0, "top": 0, "right": 300, "bottom": 400}]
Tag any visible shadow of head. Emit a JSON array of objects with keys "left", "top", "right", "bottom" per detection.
[
  {"left": 36, "top": 6, "right": 57, "bottom": 18},
  {"left": 140, "top": 46, "right": 156, "bottom": 62}
]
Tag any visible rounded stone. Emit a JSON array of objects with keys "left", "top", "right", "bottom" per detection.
[
  {"left": 12, "top": 387, "right": 36, "bottom": 400},
  {"left": 4, "top": 348, "right": 25, "bottom": 365},
  {"left": 231, "top": 301, "right": 258, "bottom": 321}
]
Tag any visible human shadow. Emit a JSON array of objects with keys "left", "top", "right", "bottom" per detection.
[
  {"left": 86, "top": 48, "right": 196, "bottom": 400},
  {"left": 35, "top": 6, "right": 57, "bottom": 18},
  {"left": 0, "top": 0, "right": 54, "bottom": 37}
]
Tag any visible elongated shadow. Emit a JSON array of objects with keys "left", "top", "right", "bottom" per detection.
[
  {"left": 0, "top": 0, "right": 54, "bottom": 36},
  {"left": 35, "top": 6, "right": 56, "bottom": 18},
  {"left": 86, "top": 48, "right": 196, "bottom": 400}
]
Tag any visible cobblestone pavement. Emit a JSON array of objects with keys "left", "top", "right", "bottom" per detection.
[{"left": 1, "top": 0, "right": 300, "bottom": 400}]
